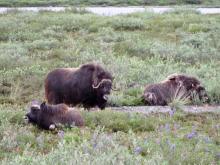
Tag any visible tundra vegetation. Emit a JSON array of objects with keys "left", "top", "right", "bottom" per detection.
[{"left": 0, "top": 9, "right": 219, "bottom": 164}]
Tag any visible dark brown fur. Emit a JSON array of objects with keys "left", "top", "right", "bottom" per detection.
[
  {"left": 143, "top": 74, "right": 209, "bottom": 105},
  {"left": 45, "top": 63, "right": 113, "bottom": 109},
  {"left": 25, "top": 102, "right": 84, "bottom": 130}
]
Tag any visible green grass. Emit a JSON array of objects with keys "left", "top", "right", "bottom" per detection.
[
  {"left": 0, "top": 10, "right": 220, "bottom": 106},
  {"left": 0, "top": 10, "right": 220, "bottom": 164},
  {"left": 0, "top": 0, "right": 219, "bottom": 7},
  {"left": 0, "top": 104, "right": 219, "bottom": 164}
]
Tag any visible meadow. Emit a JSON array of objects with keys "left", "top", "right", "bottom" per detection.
[
  {"left": 0, "top": 9, "right": 219, "bottom": 164},
  {"left": 0, "top": 0, "right": 219, "bottom": 7}
]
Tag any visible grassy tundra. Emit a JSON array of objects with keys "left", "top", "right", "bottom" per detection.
[
  {"left": 0, "top": 10, "right": 219, "bottom": 164},
  {"left": 0, "top": 0, "right": 220, "bottom": 7},
  {"left": 0, "top": 10, "right": 220, "bottom": 106}
]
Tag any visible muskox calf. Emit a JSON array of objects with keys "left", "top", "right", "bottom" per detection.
[
  {"left": 143, "top": 73, "right": 209, "bottom": 106},
  {"left": 25, "top": 101, "right": 84, "bottom": 130},
  {"left": 45, "top": 63, "right": 114, "bottom": 109}
]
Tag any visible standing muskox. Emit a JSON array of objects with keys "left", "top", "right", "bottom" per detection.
[
  {"left": 45, "top": 63, "right": 114, "bottom": 109},
  {"left": 25, "top": 101, "right": 84, "bottom": 130},
  {"left": 143, "top": 73, "right": 209, "bottom": 105}
]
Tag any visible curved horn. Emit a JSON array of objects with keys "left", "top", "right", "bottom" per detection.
[
  {"left": 92, "top": 79, "right": 112, "bottom": 89},
  {"left": 92, "top": 82, "right": 101, "bottom": 89}
]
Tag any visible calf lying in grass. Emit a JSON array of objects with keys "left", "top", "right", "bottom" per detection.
[
  {"left": 25, "top": 101, "right": 84, "bottom": 130},
  {"left": 143, "top": 73, "right": 210, "bottom": 106}
]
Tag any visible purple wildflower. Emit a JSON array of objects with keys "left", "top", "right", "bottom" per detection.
[
  {"left": 186, "top": 130, "right": 197, "bottom": 139},
  {"left": 134, "top": 146, "right": 142, "bottom": 155},
  {"left": 93, "top": 143, "right": 97, "bottom": 149},
  {"left": 169, "top": 110, "right": 175, "bottom": 117},
  {"left": 166, "top": 139, "right": 176, "bottom": 151},
  {"left": 169, "top": 107, "right": 176, "bottom": 117},
  {"left": 58, "top": 130, "right": 65, "bottom": 139}
]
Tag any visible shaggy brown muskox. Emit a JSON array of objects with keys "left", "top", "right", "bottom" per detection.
[
  {"left": 45, "top": 63, "right": 114, "bottom": 109},
  {"left": 143, "top": 73, "right": 209, "bottom": 105},
  {"left": 25, "top": 101, "right": 84, "bottom": 130}
]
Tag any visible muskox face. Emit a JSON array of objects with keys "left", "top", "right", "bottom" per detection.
[
  {"left": 90, "top": 65, "right": 114, "bottom": 100},
  {"left": 25, "top": 104, "right": 40, "bottom": 124},
  {"left": 196, "top": 86, "right": 210, "bottom": 103},
  {"left": 93, "top": 79, "right": 113, "bottom": 100}
]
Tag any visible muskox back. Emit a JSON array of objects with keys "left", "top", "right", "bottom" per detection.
[
  {"left": 45, "top": 67, "right": 89, "bottom": 105},
  {"left": 45, "top": 63, "right": 113, "bottom": 109}
]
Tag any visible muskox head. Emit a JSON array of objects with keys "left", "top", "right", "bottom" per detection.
[
  {"left": 25, "top": 100, "right": 41, "bottom": 124},
  {"left": 81, "top": 63, "right": 115, "bottom": 101},
  {"left": 167, "top": 73, "right": 209, "bottom": 103}
]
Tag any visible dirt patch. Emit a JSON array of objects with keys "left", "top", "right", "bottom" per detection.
[{"left": 109, "top": 105, "right": 220, "bottom": 115}]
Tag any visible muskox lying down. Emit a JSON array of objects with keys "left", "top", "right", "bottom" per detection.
[
  {"left": 143, "top": 74, "right": 209, "bottom": 106},
  {"left": 45, "top": 63, "right": 114, "bottom": 109},
  {"left": 25, "top": 101, "right": 84, "bottom": 130}
]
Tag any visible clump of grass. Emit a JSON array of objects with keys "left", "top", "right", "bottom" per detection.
[
  {"left": 82, "top": 110, "right": 155, "bottom": 132},
  {"left": 110, "top": 17, "right": 145, "bottom": 31},
  {"left": 168, "top": 86, "right": 191, "bottom": 109}
]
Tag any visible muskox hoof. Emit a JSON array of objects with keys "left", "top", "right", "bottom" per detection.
[{"left": 49, "top": 124, "right": 56, "bottom": 130}]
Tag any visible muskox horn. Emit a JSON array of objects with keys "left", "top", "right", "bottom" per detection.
[{"left": 92, "top": 79, "right": 112, "bottom": 89}]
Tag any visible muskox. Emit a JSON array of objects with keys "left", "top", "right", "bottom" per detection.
[
  {"left": 143, "top": 73, "right": 209, "bottom": 106},
  {"left": 45, "top": 63, "right": 114, "bottom": 109},
  {"left": 25, "top": 101, "right": 84, "bottom": 130}
]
